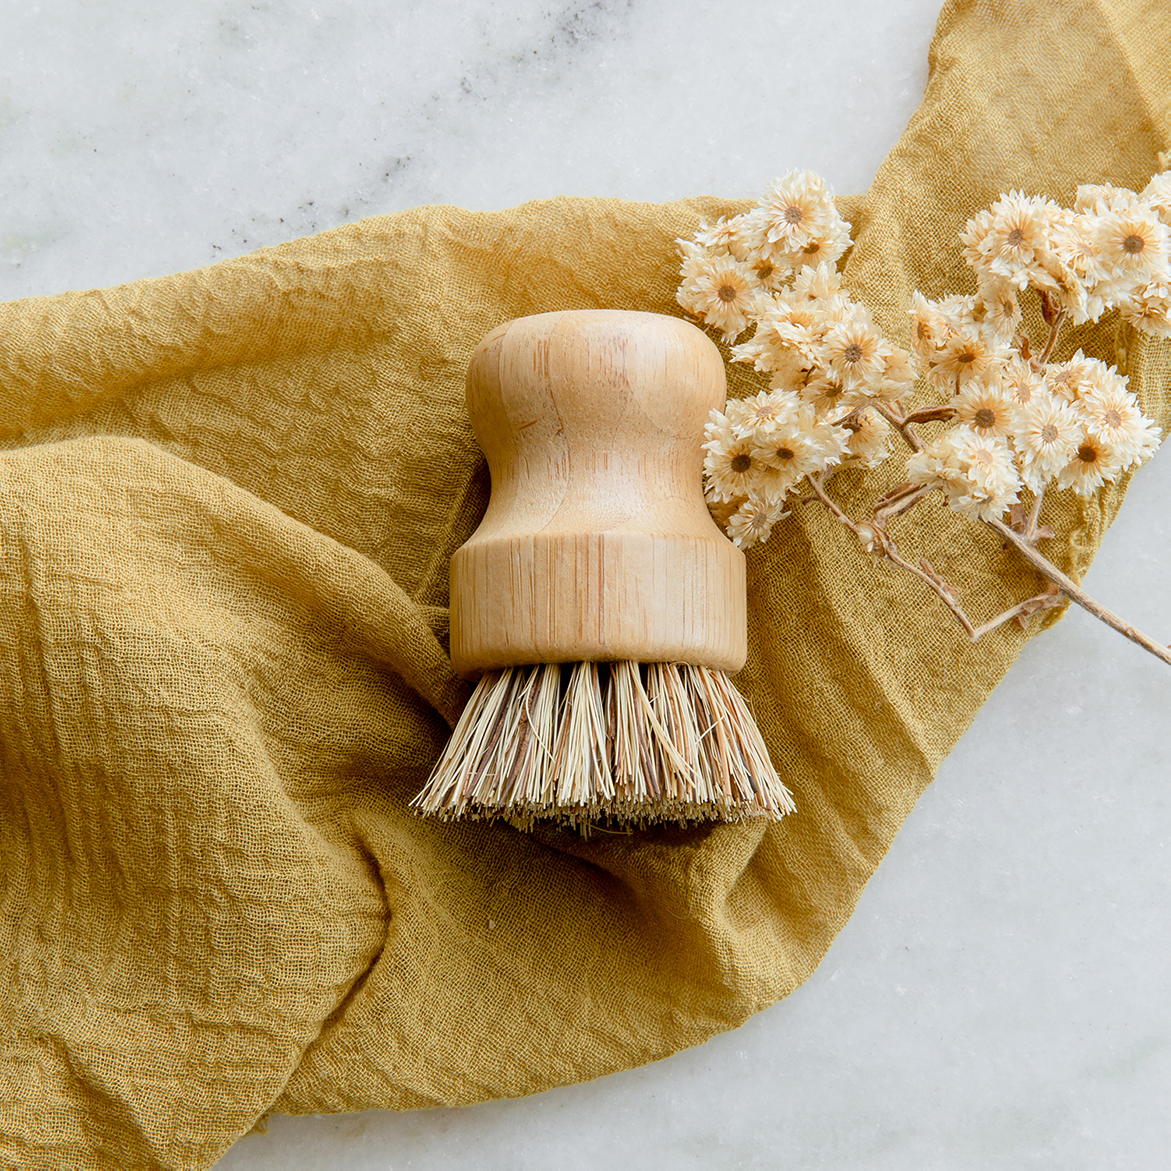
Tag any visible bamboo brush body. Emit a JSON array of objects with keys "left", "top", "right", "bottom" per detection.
[{"left": 413, "top": 309, "right": 794, "bottom": 828}]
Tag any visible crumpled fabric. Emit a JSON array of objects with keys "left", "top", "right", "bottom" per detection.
[{"left": 2, "top": 0, "right": 1169, "bottom": 1167}]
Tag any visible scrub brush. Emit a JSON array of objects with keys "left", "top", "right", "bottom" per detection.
[{"left": 412, "top": 309, "right": 795, "bottom": 829}]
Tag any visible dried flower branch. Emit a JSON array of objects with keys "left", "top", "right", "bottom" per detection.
[{"left": 676, "top": 168, "right": 1171, "bottom": 663}]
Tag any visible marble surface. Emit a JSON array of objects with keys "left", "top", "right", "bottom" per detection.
[{"left": 4, "top": 1, "right": 1169, "bottom": 1168}]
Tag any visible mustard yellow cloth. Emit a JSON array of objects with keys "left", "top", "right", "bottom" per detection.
[{"left": 2, "top": 1, "right": 1169, "bottom": 1167}]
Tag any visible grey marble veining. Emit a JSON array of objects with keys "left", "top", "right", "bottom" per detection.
[
  {"left": 3, "top": 0, "right": 934, "bottom": 299},
  {"left": 3, "top": 1, "right": 1168, "bottom": 1168}
]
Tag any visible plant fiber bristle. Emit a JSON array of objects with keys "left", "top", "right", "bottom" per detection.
[{"left": 411, "top": 661, "right": 795, "bottom": 831}]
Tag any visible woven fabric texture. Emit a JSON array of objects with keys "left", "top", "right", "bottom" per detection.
[{"left": 2, "top": 1, "right": 1169, "bottom": 1167}]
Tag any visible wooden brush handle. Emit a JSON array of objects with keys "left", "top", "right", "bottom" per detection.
[{"left": 449, "top": 309, "right": 746, "bottom": 679}]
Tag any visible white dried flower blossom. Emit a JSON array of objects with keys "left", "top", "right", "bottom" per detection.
[
  {"left": 875, "top": 346, "right": 918, "bottom": 403},
  {"left": 1074, "top": 183, "right": 1140, "bottom": 216},
  {"left": 1079, "top": 383, "right": 1162, "bottom": 470},
  {"left": 845, "top": 407, "right": 892, "bottom": 467},
  {"left": 750, "top": 402, "right": 847, "bottom": 481},
  {"left": 737, "top": 176, "right": 853, "bottom": 275},
  {"left": 731, "top": 296, "right": 821, "bottom": 372},
  {"left": 954, "top": 381, "right": 1017, "bottom": 438},
  {"left": 718, "top": 398, "right": 753, "bottom": 436},
  {"left": 1043, "top": 350, "right": 1122, "bottom": 404},
  {"left": 960, "top": 207, "right": 996, "bottom": 278},
  {"left": 793, "top": 215, "right": 853, "bottom": 271},
  {"left": 1000, "top": 355, "right": 1047, "bottom": 408},
  {"left": 1056, "top": 430, "right": 1123, "bottom": 497},
  {"left": 812, "top": 294, "right": 857, "bottom": 332},
  {"left": 1034, "top": 209, "right": 1107, "bottom": 322},
  {"left": 760, "top": 170, "right": 837, "bottom": 251},
  {"left": 726, "top": 494, "right": 788, "bottom": 550},
  {"left": 966, "top": 191, "right": 1060, "bottom": 290},
  {"left": 1092, "top": 203, "right": 1169, "bottom": 286},
  {"left": 819, "top": 309, "right": 893, "bottom": 391},
  {"left": 732, "top": 389, "right": 796, "bottom": 436},
  {"left": 766, "top": 352, "right": 813, "bottom": 394},
  {"left": 791, "top": 263, "right": 844, "bottom": 303},
  {"left": 800, "top": 372, "right": 868, "bottom": 417},
  {"left": 905, "top": 433, "right": 972, "bottom": 497},
  {"left": 703, "top": 425, "right": 771, "bottom": 502},
  {"left": 976, "top": 278, "right": 1024, "bottom": 344},
  {"left": 677, "top": 252, "right": 761, "bottom": 343},
  {"left": 729, "top": 207, "right": 776, "bottom": 261},
  {"left": 1015, "top": 396, "right": 1082, "bottom": 489},
  {"left": 747, "top": 256, "right": 791, "bottom": 292},
  {"left": 1141, "top": 170, "right": 1171, "bottom": 224},
  {"left": 1120, "top": 274, "right": 1171, "bottom": 337},
  {"left": 935, "top": 293, "right": 979, "bottom": 330},
  {"left": 927, "top": 326, "right": 1006, "bottom": 392},
  {"left": 949, "top": 430, "right": 1021, "bottom": 520},
  {"left": 906, "top": 427, "right": 1020, "bottom": 521},
  {"left": 692, "top": 216, "right": 753, "bottom": 259},
  {"left": 907, "top": 292, "right": 953, "bottom": 360}
]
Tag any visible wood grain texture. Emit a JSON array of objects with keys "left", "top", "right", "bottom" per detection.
[{"left": 450, "top": 309, "right": 746, "bottom": 678}]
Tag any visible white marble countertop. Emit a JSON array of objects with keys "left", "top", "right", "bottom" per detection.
[{"left": 4, "top": 1, "right": 1168, "bottom": 1167}]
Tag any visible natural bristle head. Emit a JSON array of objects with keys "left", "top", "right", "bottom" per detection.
[{"left": 411, "top": 661, "right": 794, "bottom": 832}]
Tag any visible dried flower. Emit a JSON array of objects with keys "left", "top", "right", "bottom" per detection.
[
  {"left": 845, "top": 407, "right": 892, "bottom": 467},
  {"left": 966, "top": 191, "right": 1058, "bottom": 290},
  {"left": 791, "top": 263, "right": 845, "bottom": 303},
  {"left": 692, "top": 216, "right": 752, "bottom": 259},
  {"left": 760, "top": 171, "right": 835, "bottom": 251},
  {"left": 908, "top": 291, "right": 952, "bottom": 359},
  {"left": 751, "top": 402, "right": 846, "bottom": 481},
  {"left": 819, "top": 309, "right": 892, "bottom": 390},
  {"left": 1043, "top": 350, "right": 1103, "bottom": 403},
  {"left": 1093, "top": 203, "right": 1169, "bottom": 286},
  {"left": 703, "top": 425, "right": 765, "bottom": 502},
  {"left": 727, "top": 494, "right": 787, "bottom": 550},
  {"left": 1074, "top": 184, "right": 1138, "bottom": 216},
  {"left": 678, "top": 168, "right": 1167, "bottom": 618},
  {"left": 677, "top": 251, "right": 761, "bottom": 343},
  {"left": 1079, "top": 383, "right": 1162, "bottom": 469},
  {"left": 794, "top": 216, "right": 853, "bottom": 271},
  {"left": 1056, "top": 431, "right": 1123, "bottom": 496},
  {"left": 733, "top": 389, "right": 794, "bottom": 435},
  {"left": 732, "top": 296, "right": 820, "bottom": 372},
  {"left": 800, "top": 372, "right": 866, "bottom": 417},
  {"left": 907, "top": 427, "right": 1019, "bottom": 521},
  {"left": 1000, "top": 355, "right": 1047, "bottom": 408},
  {"left": 1141, "top": 170, "right": 1171, "bottom": 224},
  {"left": 977, "top": 278, "right": 1024, "bottom": 342},
  {"left": 875, "top": 346, "right": 918, "bottom": 402},
  {"left": 928, "top": 327, "right": 1005, "bottom": 392},
  {"left": 954, "top": 382, "right": 1016, "bottom": 438},
  {"left": 1120, "top": 275, "right": 1171, "bottom": 337},
  {"left": 1015, "top": 397, "right": 1082, "bottom": 489}
]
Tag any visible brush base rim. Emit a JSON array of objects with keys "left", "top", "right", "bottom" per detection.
[{"left": 449, "top": 530, "right": 747, "bottom": 678}]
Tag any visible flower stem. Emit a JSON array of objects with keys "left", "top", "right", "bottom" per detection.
[
  {"left": 986, "top": 516, "right": 1171, "bottom": 666},
  {"left": 808, "top": 473, "right": 1168, "bottom": 664},
  {"left": 1034, "top": 290, "right": 1068, "bottom": 366},
  {"left": 810, "top": 475, "right": 1050, "bottom": 644},
  {"left": 968, "top": 591, "right": 1065, "bottom": 639},
  {"left": 1025, "top": 486, "right": 1046, "bottom": 537},
  {"left": 1038, "top": 309, "right": 1067, "bottom": 363},
  {"left": 873, "top": 402, "right": 924, "bottom": 452},
  {"left": 806, "top": 472, "right": 863, "bottom": 535}
]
